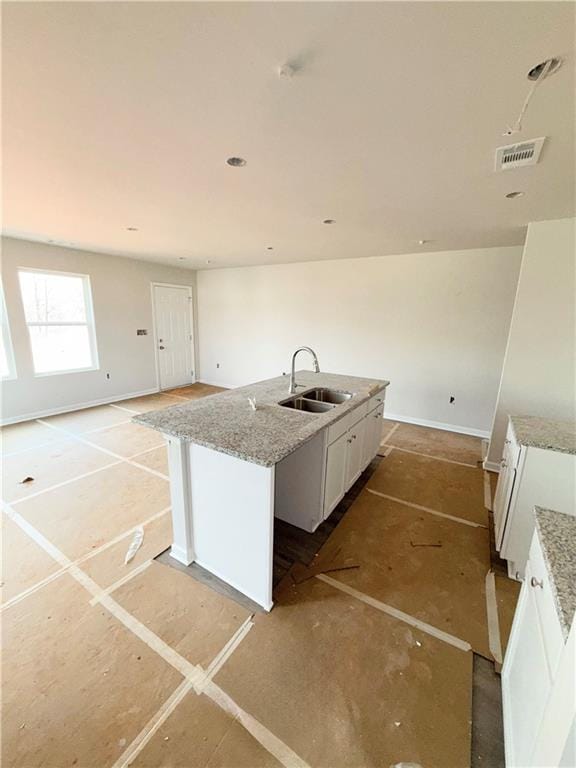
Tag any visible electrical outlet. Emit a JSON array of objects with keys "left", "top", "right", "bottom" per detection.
[
  {"left": 106, "top": 373, "right": 111, "bottom": 380},
  {"left": 449, "top": 396, "right": 455, "bottom": 404}
]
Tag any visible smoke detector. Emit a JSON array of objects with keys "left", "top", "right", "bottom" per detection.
[{"left": 494, "top": 137, "right": 546, "bottom": 171}]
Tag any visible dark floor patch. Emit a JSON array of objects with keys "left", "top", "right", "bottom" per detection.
[
  {"left": 155, "top": 456, "right": 384, "bottom": 609},
  {"left": 488, "top": 510, "right": 509, "bottom": 576},
  {"left": 272, "top": 455, "right": 382, "bottom": 585},
  {"left": 471, "top": 654, "right": 505, "bottom": 767}
]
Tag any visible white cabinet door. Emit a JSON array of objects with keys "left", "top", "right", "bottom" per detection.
[
  {"left": 368, "top": 405, "right": 384, "bottom": 461},
  {"left": 345, "top": 416, "right": 366, "bottom": 489},
  {"left": 323, "top": 432, "right": 348, "bottom": 519},
  {"left": 494, "top": 435, "right": 520, "bottom": 550},
  {"left": 502, "top": 575, "right": 552, "bottom": 768}
]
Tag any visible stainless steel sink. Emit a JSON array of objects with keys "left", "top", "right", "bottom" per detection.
[
  {"left": 278, "top": 396, "right": 334, "bottom": 413},
  {"left": 302, "top": 388, "right": 353, "bottom": 404}
]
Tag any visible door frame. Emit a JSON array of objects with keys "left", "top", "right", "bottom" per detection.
[{"left": 150, "top": 282, "right": 196, "bottom": 391}]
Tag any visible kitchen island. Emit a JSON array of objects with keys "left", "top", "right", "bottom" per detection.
[{"left": 135, "top": 371, "right": 389, "bottom": 610}]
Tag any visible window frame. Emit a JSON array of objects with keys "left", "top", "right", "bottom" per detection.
[
  {"left": 18, "top": 267, "right": 100, "bottom": 377},
  {"left": 0, "top": 281, "right": 17, "bottom": 381}
]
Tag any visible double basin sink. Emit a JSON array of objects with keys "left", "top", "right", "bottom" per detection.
[{"left": 279, "top": 387, "right": 353, "bottom": 414}]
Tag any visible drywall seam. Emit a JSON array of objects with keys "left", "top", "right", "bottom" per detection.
[
  {"left": 316, "top": 574, "right": 471, "bottom": 652},
  {"left": 366, "top": 488, "right": 487, "bottom": 529},
  {"left": 386, "top": 445, "right": 478, "bottom": 468},
  {"left": 0, "top": 387, "right": 159, "bottom": 426}
]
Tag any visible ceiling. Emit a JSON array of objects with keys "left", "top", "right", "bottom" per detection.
[{"left": 3, "top": 1, "right": 575, "bottom": 270}]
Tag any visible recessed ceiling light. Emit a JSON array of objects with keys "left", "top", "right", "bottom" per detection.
[
  {"left": 323, "top": 219, "right": 335, "bottom": 225},
  {"left": 226, "top": 157, "right": 246, "bottom": 167},
  {"left": 506, "top": 191, "right": 525, "bottom": 199},
  {"left": 126, "top": 226, "right": 138, "bottom": 231}
]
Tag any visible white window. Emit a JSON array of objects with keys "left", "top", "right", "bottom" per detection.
[
  {"left": 0, "top": 283, "right": 17, "bottom": 380},
  {"left": 18, "top": 269, "right": 99, "bottom": 376}
]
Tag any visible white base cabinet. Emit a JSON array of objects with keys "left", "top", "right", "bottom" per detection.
[
  {"left": 275, "top": 389, "right": 386, "bottom": 532},
  {"left": 502, "top": 532, "right": 575, "bottom": 767},
  {"left": 493, "top": 421, "right": 576, "bottom": 579},
  {"left": 323, "top": 431, "right": 349, "bottom": 519}
]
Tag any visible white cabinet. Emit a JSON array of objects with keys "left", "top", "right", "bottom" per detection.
[
  {"left": 493, "top": 419, "right": 576, "bottom": 579},
  {"left": 502, "top": 531, "right": 574, "bottom": 767},
  {"left": 493, "top": 425, "right": 521, "bottom": 548},
  {"left": 344, "top": 415, "right": 367, "bottom": 489},
  {"left": 502, "top": 559, "right": 553, "bottom": 766},
  {"left": 363, "top": 403, "right": 384, "bottom": 469},
  {"left": 323, "top": 431, "right": 349, "bottom": 519},
  {"left": 323, "top": 400, "right": 384, "bottom": 521},
  {"left": 276, "top": 388, "right": 386, "bottom": 531}
]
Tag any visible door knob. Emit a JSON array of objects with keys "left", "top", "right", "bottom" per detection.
[
  {"left": 159, "top": 346, "right": 165, "bottom": 350},
  {"left": 530, "top": 577, "right": 543, "bottom": 589}
]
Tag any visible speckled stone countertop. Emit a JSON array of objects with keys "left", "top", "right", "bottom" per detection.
[
  {"left": 510, "top": 416, "right": 576, "bottom": 455},
  {"left": 134, "top": 371, "right": 389, "bottom": 467},
  {"left": 534, "top": 507, "right": 576, "bottom": 639}
]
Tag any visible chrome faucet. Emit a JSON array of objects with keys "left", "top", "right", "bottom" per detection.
[{"left": 288, "top": 347, "right": 320, "bottom": 394}]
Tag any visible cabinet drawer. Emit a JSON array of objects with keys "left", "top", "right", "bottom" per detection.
[
  {"left": 368, "top": 389, "right": 386, "bottom": 413},
  {"left": 326, "top": 403, "right": 367, "bottom": 445},
  {"left": 527, "top": 535, "right": 564, "bottom": 678}
]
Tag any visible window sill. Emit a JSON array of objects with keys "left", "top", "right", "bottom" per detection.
[{"left": 33, "top": 366, "right": 101, "bottom": 378}]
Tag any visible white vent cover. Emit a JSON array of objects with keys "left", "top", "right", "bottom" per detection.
[{"left": 495, "top": 137, "right": 546, "bottom": 171}]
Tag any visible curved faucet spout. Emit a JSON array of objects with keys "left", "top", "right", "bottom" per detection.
[{"left": 288, "top": 347, "right": 320, "bottom": 394}]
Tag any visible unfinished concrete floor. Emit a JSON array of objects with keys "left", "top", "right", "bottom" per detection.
[{"left": 1, "top": 395, "right": 519, "bottom": 767}]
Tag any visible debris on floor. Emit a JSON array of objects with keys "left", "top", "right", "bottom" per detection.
[
  {"left": 124, "top": 526, "right": 144, "bottom": 564},
  {"left": 18, "top": 476, "right": 34, "bottom": 484},
  {"left": 290, "top": 560, "right": 360, "bottom": 585}
]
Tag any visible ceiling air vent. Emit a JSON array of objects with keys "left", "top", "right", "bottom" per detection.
[{"left": 495, "top": 137, "right": 546, "bottom": 171}]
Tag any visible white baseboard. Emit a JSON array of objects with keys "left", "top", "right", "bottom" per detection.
[
  {"left": 483, "top": 460, "right": 501, "bottom": 473},
  {"left": 384, "top": 412, "right": 491, "bottom": 439},
  {"left": 197, "top": 378, "right": 237, "bottom": 390},
  {"left": 1, "top": 387, "right": 159, "bottom": 426}
]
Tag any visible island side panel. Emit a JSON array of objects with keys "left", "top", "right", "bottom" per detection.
[
  {"left": 189, "top": 443, "right": 275, "bottom": 611},
  {"left": 166, "top": 435, "right": 195, "bottom": 566}
]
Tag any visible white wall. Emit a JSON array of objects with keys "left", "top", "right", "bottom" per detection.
[
  {"left": 1, "top": 237, "right": 197, "bottom": 423},
  {"left": 197, "top": 246, "right": 522, "bottom": 436},
  {"left": 487, "top": 218, "right": 576, "bottom": 466}
]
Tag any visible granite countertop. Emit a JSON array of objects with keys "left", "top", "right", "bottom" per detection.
[
  {"left": 134, "top": 371, "right": 389, "bottom": 467},
  {"left": 510, "top": 415, "right": 576, "bottom": 456},
  {"left": 534, "top": 507, "right": 576, "bottom": 639}
]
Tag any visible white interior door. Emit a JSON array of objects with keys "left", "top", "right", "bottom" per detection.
[{"left": 153, "top": 284, "right": 194, "bottom": 390}]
